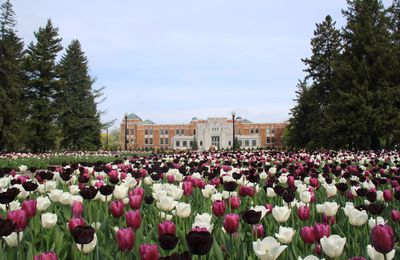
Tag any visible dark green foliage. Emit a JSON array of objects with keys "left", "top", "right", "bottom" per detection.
[
  {"left": 57, "top": 40, "right": 102, "bottom": 150},
  {"left": 24, "top": 19, "right": 63, "bottom": 152},
  {"left": 191, "top": 137, "right": 199, "bottom": 150},
  {"left": 287, "top": 0, "right": 400, "bottom": 150},
  {"left": 0, "top": 0, "right": 24, "bottom": 151}
]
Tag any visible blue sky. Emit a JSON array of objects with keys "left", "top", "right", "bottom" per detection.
[{"left": 11, "top": 0, "right": 393, "bottom": 127}]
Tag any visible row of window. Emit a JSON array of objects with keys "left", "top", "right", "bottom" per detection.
[
  {"left": 266, "top": 137, "right": 276, "bottom": 144},
  {"left": 175, "top": 140, "right": 194, "bottom": 147},
  {"left": 238, "top": 139, "right": 257, "bottom": 147}
]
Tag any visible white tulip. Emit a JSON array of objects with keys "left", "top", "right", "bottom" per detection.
[
  {"left": 320, "top": 235, "right": 346, "bottom": 258},
  {"left": 157, "top": 196, "right": 178, "bottom": 212},
  {"left": 59, "top": 192, "right": 73, "bottom": 205},
  {"left": 368, "top": 217, "right": 386, "bottom": 229},
  {"left": 48, "top": 189, "right": 63, "bottom": 202},
  {"left": 41, "top": 213, "right": 58, "bottom": 229},
  {"left": 272, "top": 206, "right": 291, "bottom": 223},
  {"left": 322, "top": 202, "right": 339, "bottom": 217},
  {"left": 19, "top": 165, "right": 28, "bottom": 172},
  {"left": 0, "top": 200, "right": 20, "bottom": 211},
  {"left": 376, "top": 191, "right": 385, "bottom": 202},
  {"left": 266, "top": 188, "right": 276, "bottom": 198},
  {"left": 278, "top": 175, "right": 288, "bottom": 184},
  {"left": 159, "top": 211, "right": 173, "bottom": 220},
  {"left": 3, "top": 232, "right": 24, "bottom": 247},
  {"left": 13, "top": 184, "right": 28, "bottom": 199},
  {"left": 91, "top": 222, "right": 101, "bottom": 230},
  {"left": 201, "top": 185, "right": 217, "bottom": 198},
  {"left": 367, "top": 245, "right": 395, "bottom": 260},
  {"left": 348, "top": 208, "right": 368, "bottom": 226},
  {"left": 122, "top": 176, "right": 137, "bottom": 188},
  {"left": 343, "top": 202, "right": 354, "bottom": 217},
  {"left": 211, "top": 192, "right": 223, "bottom": 202},
  {"left": 325, "top": 184, "right": 337, "bottom": 198},
  {"left": 144, "top": 176, "right": 153, "bottom": 185},
  {"left": 192, "top": 213, "right": 213, "bottom": 232},
  {"left": 300, "top": 191, "right": 311, "bottom": 204},
  {"left": 76, "top": 234, "right": 97, "bottom": 254},
  {"left": 251, "top": 205, "right": 269, "bottom": 219},
  {"left": 275, "top": 226, "right": 295, "bottom": 244},
  {"left": 269, "top": 167, "right": 277, "bottom": 175},
  {"left": 36, "top": 196, "right": 51, "bottom": 211},
  {"left": 253, "top": 236, "right": 287, "bottom": 260},
  {"left": 175, "top": 202, "right": 191, "bottom": 218},
  {"left": 69, "top": 185, "right": 80, "bottom": 195},
  {"left": 44, "top": 181, "right": 57, "bottom": 191},
  {"left": 113, "top": 185, "right": 128, "bottom": 200}
]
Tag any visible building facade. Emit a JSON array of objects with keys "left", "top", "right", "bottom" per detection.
[{"left": 120, "top": 113, "right": 287, "bottom": 150}]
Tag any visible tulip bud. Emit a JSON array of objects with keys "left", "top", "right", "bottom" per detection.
[
  {"left": 34, "top": 251, "right": 59, "bottom": 260},
  {"left": 300, "top": 226, "right": 315, "bottom": 244},
  {"left": 212, "top": 200, "right": 226, "bottom": 217},
  {"left": 313, "top": 223, "right": 330, "bottom": 241},
  {"left": 182, "top": 181, "right": 193, "bottom": 196},
  {"left": 72, "top": 201, "right": 84, "bottom": 218},
  {"left": 116, "top": 228, "right": 135, "bottom": 252},
  {"left": 139, "top": 244, "right": 160, "bottom": 260},
  {"left": 383, "top": 189, "right": 393, "bottom": 201},
  {"left": 129, "top": 195, "right": 142, "bottom": 210},
  {"left": 110, "top": 200, "right": 125, "bottom": 218},
  {"left": 126, "top": 210, "right": 141, "bottom": 230},
  {"left": 391, "top": 209, "right": 400, "bottom": 222},
  {"left": 158, "top": 221, "right": 176, "bottom": 236},
  {"left": 223, "top": 214, "right": 240, "bottom": 234},
  {"left": 371, "top": 224, "right": 395, "bottom": 254},
  {"left": 297, "top": 206, "right": 310, "bottom": 221},
  {"left": 252, "top": 224, "right": 264, "bottom": 238},
  {"left": 229, "top": 196, "right": 240, "bottom": 210},
  {"left": 22, "top": 199, "right": 37, "bottom": 218}
]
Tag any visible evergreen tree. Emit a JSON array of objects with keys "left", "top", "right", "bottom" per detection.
[
  {"left": 24, "top": 19, "right": 62, "bottom": 152},
  {"left": 325, "top": 0, "right": 394, "bottom": 149},
  {"left": 57, "top": 40, "right": 102, "bottom": 150},
  {"left": 301, "top": 15, "right": 341, "bottom": 148},
  {"left": 191, "top": 137, "right": 198, "bottom": 150},
  {"left": 0, "top": 0, "right": 24, "bottom": 151}
]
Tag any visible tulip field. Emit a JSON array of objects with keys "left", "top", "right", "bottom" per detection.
[{"left": 0, "top": 150, "right": 399, "bottom": 260}]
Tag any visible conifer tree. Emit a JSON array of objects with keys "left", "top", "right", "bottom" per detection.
[
  {"left": 57, "top": 40, "right": 102, "bottom": 150},
  {"left": 0, "top": 0, "right": 24, "bottom": 151},
  {"left": 24, "top": 19, "right": 62, "bottom": 152}
]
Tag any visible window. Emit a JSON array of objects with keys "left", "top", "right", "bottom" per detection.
[
  {"left": 131, "top": 140, "right": 134, "bottom": 144},
  {"left": 145, "top": 129, "right": 148, "bottom": 135},
  {"left": 176, "top": 141, "right": 180, "bottom": 147},
  {"left": 252, "top": 140, "right": 256, "bottom": 147},
  {"left": 271, "top": 137, "right": 276, "bottom": 144},
  {"left": 250, "top": 128, "right": 254, "bottom": 134},
  {"left": 245, "top": 140, "right": 250, "bottom": 147},
  {"left": 266, "top": 128, "right": 270, "bottom": 134},
  {"left": 183, "top": 141, "right": 187, "bottom": 147},
  {"left": 267, "top": 137, "right": 271, "bottom": 143},
  {"left": 160, "top": 138, "right": 164, "bottom": 145},
  {"left": 238, "top": 140, "right": 242, "bottom": 146},
  {"left": 165, "top": 138, "right": 168, "bottom": 144},
  {"left": 190, "top": 141, "right": 194, "bottom": 147},
  {"left": 271, "top": 128, "right": 275, "bottom": 134},
  {"left": 200, "top": 141, "right": 203, "bottom": 146},
  {"left": 176, "top": 129, "right": 180, "bottom": 135},
  {"left": 193, "top": 129, "right": 196, "bottom": 135},
  {"left": 165, "top": 129, "right": 168, "bottom": 135},
  {"left": 130, "top": 129, "right": 134, "bottom": 135},
  {"left": 150, "top": 128, "right": 153, "bottom": 135},
  {"left": 255, "top": 128, "right": 259, "bottom": 134},
  {"left": 160, "top": 129, "right": 164, "bottom": 135},
  {"left": 181, "top": 129, "right": 184, "bottom": 135},
  {"left": 228, "top": 141, "right": 231, "bottom": 146},
  {"left": 145, "top": 138, "right": 148, "bottom": 145},
  {"left": 150, "top": 138, "right": 153, "bottom": 145}
]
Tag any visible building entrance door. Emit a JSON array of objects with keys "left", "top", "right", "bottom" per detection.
[{"left": 211, "top": 136, "right": 220, "bottom": 148}]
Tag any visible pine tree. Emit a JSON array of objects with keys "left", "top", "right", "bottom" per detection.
[
  {"left": 326, "top": 0, "right": 393, "bottom": 149},
  {"left": 57, "top": 40, "right": 102, "bottom": 150},
  {"left": 24, "top": 19, "right": 63, "bottom": 152},
  {"left": 0, "top": 0, "right": 25, "bottom": 151},
  {"left": 301, "top": 15, "right": 341, "bottom": 148},
  {"left": 191, "top": 137, "right": 198, "bottom": 150}
]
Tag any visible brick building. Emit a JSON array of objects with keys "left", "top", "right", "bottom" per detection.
[{"left": 120, "top": 113, "right": 287, "bottom": 150}]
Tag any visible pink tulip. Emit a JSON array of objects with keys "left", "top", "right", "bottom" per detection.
[
  {"left": 139, "top": 244, "right": 160, "bottom": 260},
  {"left": 126, "top": 210, "right": 141, "bottom": 230},
  {"left": 223, "top": 214, "right": 240, "bottom": 234},
  {"left": 34, "top": 251, "right": 59, "bottom": 260},
  {"left": 301, "top": 226, "right": 315, "bottom": 244},
  {"left": 116, "top": 228, "right": 135, "bottom": 252},
  {"left": 252, "top": 224, "right": 264, "bottom": 238},
  {"left": 68, "top": 218, "right": 86, "bottom": 231},
  {"left": 297, "top": 206, "right": 310, "bottom": 221},
  {"left": 71, "top": 201, "right": 84, "bottom": 218},
  {"left": 129, "top": 195, "right": 142, "bottom": 210},
  {"left": 391, "top": 209, "right": 400, "bottom": 222},
  {"left": 383, "top": 189, "right": 393, "bottom": 201},
  {"left": 7, "top": 209, "right": 28, "bottom": 232},
  {"left": 22, "top": 199, "right": 37, "bottom": 218},
  {"left": 313, "top": 223, "right": 330, "bottom": 241},
  {"left": 110, "top": 200, "right": 125, "bottom": 218},
  {"left": 182, "top": 181, "right": 193, "bottom": 196},
  {"left": 264, "top": 204, "right": 273, "bottom": 215},
  {"left": 158, "top": 221, "right": 176, "bottom": 236},
  {"left": 371, "top": 224, "right": 395, "bottom": 254},
  {"left": 230, "top": 196, "right": 240, "bottom": 210},
  {"left": 212, "top": 200, "right": 226, "bottom": 217}
]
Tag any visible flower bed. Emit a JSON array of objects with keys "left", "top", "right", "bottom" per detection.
[{"left": 0, "top": 150, "right": 399, "bottom": 259}]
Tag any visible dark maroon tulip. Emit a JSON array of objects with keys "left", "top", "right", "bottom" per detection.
[
  {"left": 34, "top": 251, "right": 59, "bottom": 260},
  {"left": 182, "top": 181, "right": 193, "bottom": 196},
  {"left": 110, "top": 200, "right": 125, "bottom": 218},
  {"left": 212, "top": 200, "right": 226, "bottom": 217},
  {"left": 367, "top": 203, "right": 385, "bottom": 215},
  {"left": 79, "top": 186, "right": 98, "bottom": 200},
  {"left": 129, "top": 195, "right": 142, "bottom": 210},
  {"left": 383, "top": 189, "right": 393, "bottom": 201},
  {"left": 158, "top": 221, "right": 176, "bottom": 236},
  {"left": 126, "top": 210, "right": 141, "bottom": 230},
  {"left": 313, "top": 223, "right": 330, "bottom": 241},
  {"left": 242, "top": 209, "right": 261, "bottom": 224},
  {"left": 158, "top": 234, "right": 179, "bottom": 250},
  {"left": 22, "top": 181, "right": 39, "bottom": 192},
  {"left": 239, "top": 185, "right": 255, "bottom": 197},
  {"left": 116, "top": 228, "right": 135, "bottom": 252},
  {"left": 68, "top": 218, "right": 86, "bottom": 231},
  {"left": 70, "top": 225, "right": 95, "bottom": 244},
  {"left": 229, "top": 196, "right": 240, "bottom": 209},
  {"left": 139, "top": 243, "right": 160, "bottom": 260},
  {"left": 252, "top": 224, "right": 264, "bottom": 238},
  {"left": 300, "top": 226, "right": 315, "bottom": 244},
  {"left": 159, "top": 251, "right": 191, "bottom": 260},
  {"left": 0, "top": 187, "right": 20, "bottom": 204},
  {"left": 186, "top": 229, "right": 213, "bottom": 255},
  {"left": 297, "top": 206, "right": 310, "bottom": 221},
  {"left": 391, "top": 209, "right": 400, "bottom": 222},
  {"left": 0, "top": 219, "right": 16, "bottom": 237},
  {"left": 144, "top": 195, "right": 154, "bottom": 205},
  {"left": 223, "top": 214, "right": 240, "bottom": 234},
  {"left": 7, "top": 209, "right": 28, "bottom": 232},
  {"left": 371, "top": 224, "right": 395, "bottom": 254},
  {"left": 22, "top": 199, "right": 37, "bottom": 218},
  {"left": 99, "top": 184, "right": 114, "bottom": 196},
  {"left": 223, "top": 181, "right": 237, "bottom": 192},
  {"left": 71, "top": 201, "right": 84, "bottom": 218}
]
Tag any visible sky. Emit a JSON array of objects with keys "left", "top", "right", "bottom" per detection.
[{"left": 10, "top": 0, "right": 393, "bottom": 128}]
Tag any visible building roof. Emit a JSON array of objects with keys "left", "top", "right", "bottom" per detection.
[
  {"left": 191, "top": 117, "right": 198, "bottom": 121},
  {"left": 126, "top": 113, "right": 142, "bottom": 121},
  {"left": 140, "top": 119, "right": 155, "bottom": 125},
  {"left": 241, "top": 118, "right": 252, "bottom": 123}
]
